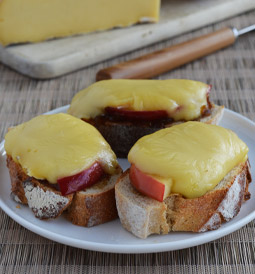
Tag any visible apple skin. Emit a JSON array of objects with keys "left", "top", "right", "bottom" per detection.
[
  {"left": 129, "top": 164, "right": 165, "bottom": 202},
  {"left": 57, "top": 162, "right": 104, "bottom": 195},
  {"left": 105, "top": 107, "right": 168, "bottom": 121}
]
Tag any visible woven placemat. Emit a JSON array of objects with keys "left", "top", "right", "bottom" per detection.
[{"left": 0, "top": 10, "right": 255, "bottom": 274}]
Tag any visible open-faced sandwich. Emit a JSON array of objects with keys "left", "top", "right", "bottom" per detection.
[
  {"left": 115, "top": 121, "right": 251, "bottom": 238},
  {"left": 4, "top": 113, "right": 122, "bottom": 227},
  {"left": 68, "top": 79, "right": 224, "bottom": 157}
]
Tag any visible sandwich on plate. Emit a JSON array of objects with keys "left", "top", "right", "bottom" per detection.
[
  {"left": 115, "top": 121, "right": 251, "bottom": 238},
  {"left": 68, "top": 79, "right": 224, "bottom": 157},
  {"left": 4, "top": 113, "right": 122, "bottom": 227}
]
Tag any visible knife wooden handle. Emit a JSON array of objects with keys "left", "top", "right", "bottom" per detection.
[{"left": 96, "top": 27, "right": 236, "bottom": 81}]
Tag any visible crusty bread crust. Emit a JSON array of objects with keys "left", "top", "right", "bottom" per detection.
[
  {"left": 7, "top": 155, "right": 121, "bottom": 226},
  {"left": 7, "top": 155, "right": 73, "bottom": 219},
  {"left": 199, "top": 105, "right": 224, "bottom": 125},
  {"left": 115, "top": 161, "right": 251, "bottom": 238},
  {"left": 7, "top": 155, "right": 30, "bottom": 205},
  {"left": 89, "top": 105, "right": 224, "bottom": 158}
]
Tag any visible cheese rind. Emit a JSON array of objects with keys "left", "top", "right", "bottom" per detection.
[
  {"left": 4, "top": 113, "right": 117, "bottom": 183},
  {"left": 68, "top": 79, "right": 209, "bottom": 121},
  {"left": 0, "top": 0, "right": 160, "bottom": 45},
  {"left": 128, "top": 122, "right": 249, "bottom": 199}
]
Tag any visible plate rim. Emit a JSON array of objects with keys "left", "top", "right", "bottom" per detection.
[{"left": 0, "top": 106, "right": 255, "bottom": 253}]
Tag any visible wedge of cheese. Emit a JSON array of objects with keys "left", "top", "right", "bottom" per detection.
[{"left": 0, "top": 0, "right": 160, "bottom": 46}]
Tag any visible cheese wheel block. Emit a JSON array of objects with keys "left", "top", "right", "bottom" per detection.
[{"left": 0, "top": 0, "right": 160, "bottom": 46}]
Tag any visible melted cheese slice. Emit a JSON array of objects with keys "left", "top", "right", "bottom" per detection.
[
  {"left": 128, "top": 122, "right": 248, "bottom": 199},
  {"left": 68, "top": 79, "right": 209, "bottom": 121},
  {"left": 4, "top": 113, "right": 117, "bottom": 184},
  {"left": 0, "top": 0, "right": 159, "bottom": 45}
]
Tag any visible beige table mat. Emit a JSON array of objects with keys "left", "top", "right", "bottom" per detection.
[{"left": 0, "top": 10, "right": 255, "bottom": 274}]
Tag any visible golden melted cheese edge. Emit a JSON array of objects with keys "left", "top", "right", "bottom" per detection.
[
  {"left": 128, "top": 122, "right": 248, "bottom": 199},
  {"left": 4, "top": 113, "right": 117, "bottom": 183},
  {"left": 67, "top": 79, "right": 209, "bottom": 121}
]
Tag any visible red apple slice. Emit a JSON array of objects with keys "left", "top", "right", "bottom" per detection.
[
  {"left": 57, "top": 162, "right": 104, "bottom": 195},
  {"left": 129, "top": 164, "right": 172, "bottom": 202},
  {"left": 105, "top": 107, "right": 168, "bottom": 121}
]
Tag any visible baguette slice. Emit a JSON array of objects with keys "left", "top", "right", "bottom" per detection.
[
  {"left": 7, "top": 155, "right": 73, "bottom": 219},
  {"left": 7, "top": 155, "right": 122, "bottom": 226},
  {"left": 115, "top": 160, "right": 251, "bottom": 239},
  {"left": 66, "top": 168, "right": 122, "bottom": 227},
  {"left": 89, "top": 104, "right": 224, "bottom": 158}
]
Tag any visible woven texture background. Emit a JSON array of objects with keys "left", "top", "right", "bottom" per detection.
[{"left": 0, "top": 10, "right": 255, "bottom": 274}]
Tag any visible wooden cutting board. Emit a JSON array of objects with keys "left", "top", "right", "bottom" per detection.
[{"left": 0, "top": 0, "right": 254, "bottom": 79}]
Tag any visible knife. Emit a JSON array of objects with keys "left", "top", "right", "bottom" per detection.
[{"left": 96, "top": 25, "right": 255, "bottom": 81}]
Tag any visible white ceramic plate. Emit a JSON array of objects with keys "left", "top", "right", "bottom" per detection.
[{"left": 0, "top": 106, "right": 255, "bottom": 254}]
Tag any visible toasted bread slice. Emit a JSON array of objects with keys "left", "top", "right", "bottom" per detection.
[
  {"left": 199, "top": 105, "right": 224, "bottom": 125},
  {"left": 7, "top": 155, "right": 122, "bottom": 226},
  {"left": 7, "top": 155, "right": 74, "bottom": 219},
  {"left": 66, "top": 168, "right": 122, "bottom": 227},
  {"left": 89, "top": 105, "right": 224, "bottom": 158},
  {"left": 115, "top": 160, "right": 251, "bottom": 238}
]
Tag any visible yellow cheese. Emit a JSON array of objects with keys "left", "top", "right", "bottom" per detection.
[
  {"left": 4, "top": 113, "right": 117, "bottom": 183},
  {"left": 0, "top": 0, "right": 160, "bottom": 46},
  {"left": 68, "top": 79, "right": 209, "bottom": 121},
  {"left": 128, "top": 122, "right": 248, "bottom": 199}
]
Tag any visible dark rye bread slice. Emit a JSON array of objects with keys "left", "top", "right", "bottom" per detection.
[
  {"left": 115, "top": 160, "right": 251, "bottom": 238},
  {"left": 7, "top": 155, "right": 122, "bottom": 226},
  {"left": 87, "top": 105, "right": 224, "bottom": 158}
]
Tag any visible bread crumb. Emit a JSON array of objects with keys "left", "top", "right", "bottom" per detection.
[
  {"left": 23, "top": 181, "right": 70, "bottom": 219},
  {"left": 16, "top": 205, "right": 21, "bottom": 209}
]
